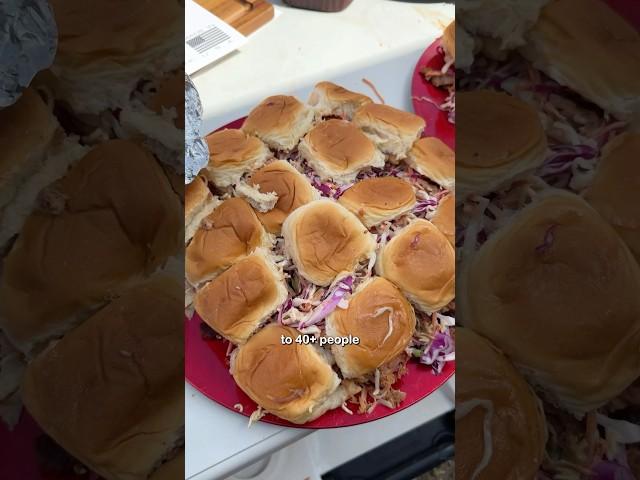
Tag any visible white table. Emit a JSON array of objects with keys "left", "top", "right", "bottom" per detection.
[{"left": 187, "top": 2, "right": 454, "bottom": 479}]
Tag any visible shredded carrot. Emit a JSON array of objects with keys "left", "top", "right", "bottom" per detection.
[{"left": 362, "top": 78, "right": 386, "bottom": 104}]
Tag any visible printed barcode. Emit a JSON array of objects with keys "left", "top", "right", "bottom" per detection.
[{"left": 186, "top": 26, "right": 230, "bottom": 53}]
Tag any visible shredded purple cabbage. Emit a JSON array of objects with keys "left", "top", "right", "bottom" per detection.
[
  {"left": 297, "top": 276, "right": 353, "bottom": 329},
  {"left": 420, "top": 330, "right": 455, "bottom": 375},
  {"left": 590, "top": 460, "right": 636, "bottom": 480}
]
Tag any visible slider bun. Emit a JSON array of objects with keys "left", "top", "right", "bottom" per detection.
[
  {"left": 0, "top": 140, "right": 182, "bottom": 353},
  {"left": 231, "top": 324, "right": 344, "bottom": 424},
  {"left": 194, "top": 250, "right": 287, "bottom": 345},
  {"left": 0, "top": 88, "right": 88, "bottom": 249},
  {"left": 185, "top": 175, "right": 218, "bottom": 244},
  {"left": 48, "top": 0, "right": 182, "bottom": 114},
  {"left": 376, "top": 219, "right": 455, "bottom": 312},
  {"left": 353, "top": 103, "right": 425, "bottom": 161},
  {"left": 282, "top": 199, "right": 376, "bottom": 286},
  {"left": 308, "top": 81, "right": 373, "bottom": 120},
  {"left": 407, "top": 137, "right": 455, "bottom": 190},
  {"left": 242, "top": 95, "right": 315, "bottom": 151},
  {"left": 338, "top": 177, "right": 416, "bottom": 227},
  {"left": 0, "top": 89, "right": 56, "bottom": 205},
  {"left": 298, "top": 119, "right": 385, "bottom": 184},
  {"left": 520, "top": 0, "right": 640, "bottom": 118},
  {"left": 457, "top": 0, "right": 548, "bottom": 50},
  {"left": 431, "top": 193, "right": 455, "bottom": 246},
  {"left": 185, "top": 197, "right": 269, "bottom": 286},
  {"left": 461, "top": 190, "right": 640, "bottom": 414},
  {"left": 456, "top": 328, "right": 547, "bottom": 480},
  {"left": 585, "top": 133, "right": 640, "bottom": 262},
  {"left": 205, "top": 129, "right": 270, "bottom": 188},
  {"left": 456, "top": 90, "right": 547, "bottom": 202},
  {"left": 249, "top": 160, "right": 319, "bottom": 234},
  {"left": 442, "top": 21, "right": 455, "bottom": 62},
  {"left": 22, "top": 277, "right": 183, "bottom": 480},
  {"left": 326, "top": 277, "right": 416, "bottom": 378}
]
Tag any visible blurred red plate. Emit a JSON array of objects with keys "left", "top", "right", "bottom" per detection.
[
  {"left": 185, "top": 314, "right": 455, "bottom": 428},
  {"left": 185, "top": 116, "right": 456, "bottom": 428},
  {"left": 411, "top": 39, "right": 455, "bottom": 150}
]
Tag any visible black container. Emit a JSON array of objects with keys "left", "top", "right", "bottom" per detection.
[{"left": 283, "top": 0, "right": 354, "bottom": 13}]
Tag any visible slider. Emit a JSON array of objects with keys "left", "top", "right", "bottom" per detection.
[
  {"left": 248, "top": 160, "right": 319, "bottom": 234},
  {"left": 47, "top": 0, "right": 183, "bottom": 115},
  {"left": 184, "top": 175, "right": 218, "bottom": 245},
  {"left": 308, "top": 81, "right": 373, "bottom": 120},
  {"left": 377, "top": 219, "right": 455, "bottom": 313},
  {"left": 22, "top": 277, "right": 183, "bottom": 480},
  {"left": 326, "top": 277, "right": 416, "bottom": 378},
  {"left": 407, "top": 137, "right": 455, "bottom": 190},
  {"left": 204, "top": 129, "right": 270, "bottom": 188},
  {"left": 584, "top": 132, "right": 640, "bottom": 262},
  {"left": 194, "top": 250, "right": 288, "bottom": 345},
  {"left": 461, "top": 190, "right": 640, "bottom": 414},
  {"left": 338, "top": 177, "right": 417, "bottom": 228},
  {"left": 431, "top": 193, "right": 455, "bottom": 246},
  {"left": 242, "top": 95, "right": 315, "bottom": 151},
  {"left": 456, "top": 90, "right": 547, "bottom": 202},
  {"left": 0, "top": 88, "right": 88, "bottom": 250},
  {"left": 521, "top": 0, "right": 640, "bottom": 118},
  {"left": 186, "top": 197, "right": 270, "bottom": 286},
  {"left": 0, "top": 140, "right": 182, "bottom": 353},
  {"left": 231, "top": 324, "right": 351, "bottom": 424},
  {"left": 282, "top": 199, "right": 376, "bottom": 286},
  {"left": 456, "top": 328, "right": 547, "bottom": 480},
  {"left": 299, "top": 119, "right": 385, "bottom": 184},
  {"left": 353, "top": 103, "right": 425, "bottom": 162}
]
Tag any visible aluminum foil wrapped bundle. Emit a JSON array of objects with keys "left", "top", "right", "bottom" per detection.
[
  {"left": 0, "top": 0, "right": 57, "bottom": 108},
  {"left": 185, "top": 75, "right": 209, "bottom": 184}
]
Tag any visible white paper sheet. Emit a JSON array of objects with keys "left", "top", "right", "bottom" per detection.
[{"left": 185, "top": 0, "right": 247, "bottom": 75}]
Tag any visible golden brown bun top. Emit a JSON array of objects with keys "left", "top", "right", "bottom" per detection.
[
  {"left": 185, "top": 175, "right": 211, "bottom": 222},
  {"left": 457, "top": 90, "right": 544, "bottom": 168},
  {"left": 150, "top": 71, "right": 185, "bottom": 129},
  {"left": 242, "top": 95, "right": 306, "bottom": 137},
  {"left": 0, "top": 140, "right": 182, "bottom": 349},
  {"left": 249, "top": 160, "right": 317, "bottom": 234},
  {"left": 206, "top": 129, "right": 267, "bottom": 169},
  {"left": 50, "top": 0, "right": 182, "bottom": 61},
  {"left": 0, "top": 88, "right": 56, "bottom": 177},
  {"left": 22, "top": 277, "right": 183, "bottom": 480},
  {"left": 308, "top": 82, "right": 373, "bottom": 109},
  {"left": 409, "top": 137, "right": 455, "bottom": 179},
  {"left": 380, "top": 220, "right": 455, "bottom": 303},
  {"left": 442, "top": 21, "right": 455, "bottom": 59},
  {"left": 526, "top": 0, "right": 640, "bottom": 116},
  {"left": 186, "top": 198, "right": 264, "bottom": 280},
  {"left": 330, "top": 277, "right": 415, "bottom": 374},
  {"left": 304, "top": 119, "right": 376, "bottom": 170},
  {"left": 456, "top": 328, "right": 546, "bottom": 480},
  {"left": 354, "top": 103, "right": 426, "bottom": 135},
  {"left": 286, "top": 200, "right": 373, "bottom": 285},
  {"left": 464, "top": 191, "right": 640, "bottom": 412},
  {"left": 339, "top": 177, "right": 416, "bottom": 215},
  {"left": 232, "top": 324, "right": 335, "bottom": 415},
  {"left": 431, "top": 194, "right": 455, "bottom": 246},
  {"left": 194, "top": 253, "right": 281, "bottom": 337},
  {"left": 584, "top": 133, "right": 640, "bottom": 257}
]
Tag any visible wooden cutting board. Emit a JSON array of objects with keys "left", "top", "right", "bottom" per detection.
[{"left": 197, "top": 0, "right": 274, "bottom": 36}]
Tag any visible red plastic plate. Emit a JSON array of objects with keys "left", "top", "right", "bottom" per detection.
[
  {"left": 185, "top": 313, "right": 455, "bottom": 428},
  {"left": 411, "top": 38, "right": 455, "bottom": 150},
  {"left": 185, "top": 115, "right": 456, "bottom": 428}
]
